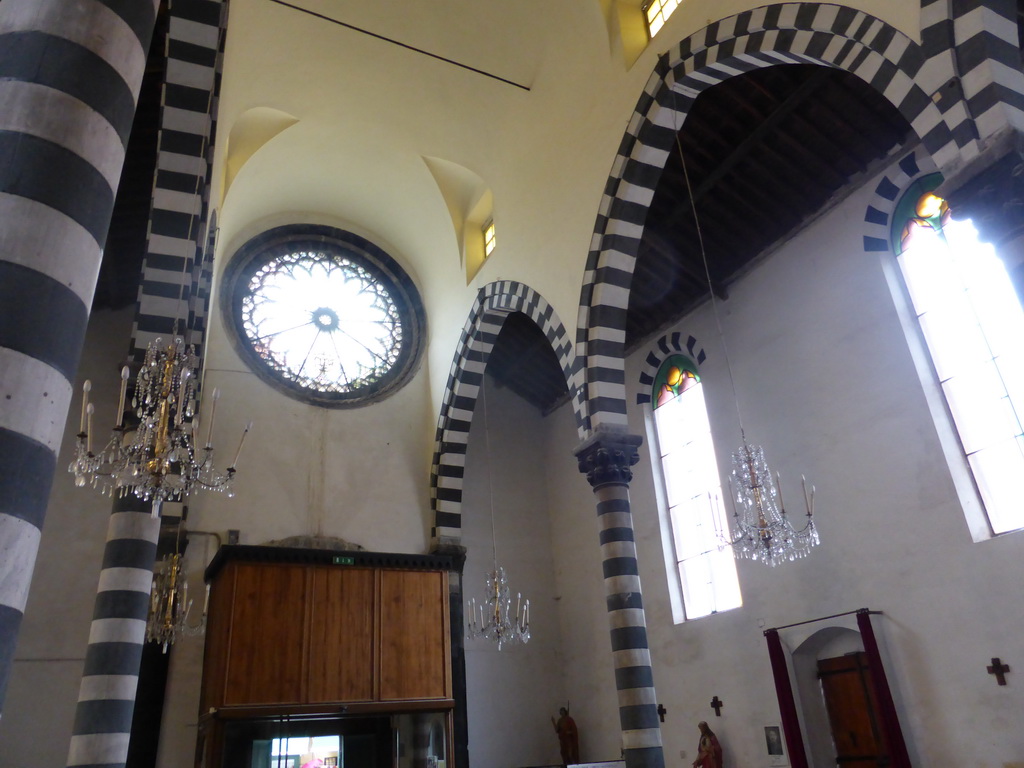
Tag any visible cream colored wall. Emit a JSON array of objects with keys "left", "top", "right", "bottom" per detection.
[{"left": 210, "top": 0, "right": 920, "bottom": 432}]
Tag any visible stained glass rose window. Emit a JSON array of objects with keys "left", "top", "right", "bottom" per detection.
[{"left": 224, "top": 226, "right": 425, "bottom": 406}]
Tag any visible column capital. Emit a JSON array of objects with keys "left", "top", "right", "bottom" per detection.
[
  {"left": 946, "top": 149, "right": 1024, "bottom": 247},
  {"left": 574, "top": 429, "right": 643, "bottom": 488}
]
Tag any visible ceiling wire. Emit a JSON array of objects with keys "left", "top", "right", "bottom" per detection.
[
  {"left": 670, "top": 89, "right": 748, "bottom": 445},
  {"left": 266, "top": 0, "right": 531, "bottom": 91}
]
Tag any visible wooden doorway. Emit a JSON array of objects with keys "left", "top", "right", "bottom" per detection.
[{"left": 818, "top": 652, "right": 890, "bottom": 767}]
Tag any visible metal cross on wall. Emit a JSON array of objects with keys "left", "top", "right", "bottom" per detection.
[
  {"left": 710, "top": 696, "right": 723, "bottom": 716},
  {"left": 987, "top": 657, "right": 1011, "bottom": 685}
]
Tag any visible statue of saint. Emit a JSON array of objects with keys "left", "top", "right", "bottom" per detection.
[
  {"left": 551, "top": 706, "right": 579, "bottom": 766},
  {"left": 693, "top": 721, "right": 723, "bottom": 768}
]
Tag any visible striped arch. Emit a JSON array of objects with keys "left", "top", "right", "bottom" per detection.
[
  {"left": 636, "top": 332, "right": 707, "bottom": 405},
  {"left": 430, "top": 280, "right": 580, "bottom": 545},
  {"left": 862, "top": 146, "right": 939, "bottom": 255},
  {"left": 576, "top": 2, "right": 972, "bottom": 437},
  {"left": 945, "top": 0, "right": 1024, "bottom": 150}
]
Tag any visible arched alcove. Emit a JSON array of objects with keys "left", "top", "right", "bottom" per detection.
[{"left": 792, "top": 626, "right": 865, "bottom": 767}]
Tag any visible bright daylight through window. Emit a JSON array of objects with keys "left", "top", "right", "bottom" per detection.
[
  {"left": 225, "top": 226, "right": 425, "bottom": 407},
  {"left": 652, "top": 355, "right": 742, "bottom": 620},
  {"left": 896, "top": 177, "right": 1024, "bottom": 535},
  {"left": 644, "top": 0, "right": 681, "bottom": 37}
]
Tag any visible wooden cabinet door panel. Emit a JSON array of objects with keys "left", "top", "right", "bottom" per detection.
[
  {"left": 308, "top": 567, "right": 375, "bottom": 703},
  {"left": 224, "top": 563, "right": 309, "bottom": 705},
  {"left": 379, "top": 570, "right": 449, "bottom": 700}
]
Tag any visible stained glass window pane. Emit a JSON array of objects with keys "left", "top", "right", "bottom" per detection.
[
  {"left": 226, "top": 226, "right": 424, "bottom": 407},
  {"left": 895, "top": 177, "right": 1024, "bottom": 535},
  {"left": 652, "top": 354, "right": 741, "bottom": 620},
  {"left": 241, "top": 250, "right": 403, "bottom": 394}
]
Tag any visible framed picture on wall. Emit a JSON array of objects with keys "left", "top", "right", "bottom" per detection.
[{"left": 765, "top": 725, "right": 787, "bottom": 766}]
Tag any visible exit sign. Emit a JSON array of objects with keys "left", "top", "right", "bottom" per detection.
[{"left": 332, "top": 556, "right": 355, "bottom": 565}]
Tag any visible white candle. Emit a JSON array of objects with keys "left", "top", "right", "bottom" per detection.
[
  {"left": 229, "top": 421, "right": 253, "bottom": 468},
  {"left": 116, "top": 366, "right": 130, "bottom": 428},
  {"left": 86, "top": 404, "right": 94, "bottom": 453},
  {"left": 205, "top": 387, "right": 220, "bottom": 448},
  {"left": 80, "top": 380, "right": 91, "bottom": 432}
]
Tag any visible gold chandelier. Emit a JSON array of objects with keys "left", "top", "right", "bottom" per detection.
[{"left": 69, "top": 336, "right": 250, "bottom": 516}]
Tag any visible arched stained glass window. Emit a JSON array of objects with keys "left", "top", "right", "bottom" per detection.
[
  {"left": 652, "top": 354, "right": 741, "bottom": 620},
  {"left": 895, "top": 175, "right": 1024, "bottom": 535},
  {"left": 224, "top": 225, "right": 425, "bottom": 407}
]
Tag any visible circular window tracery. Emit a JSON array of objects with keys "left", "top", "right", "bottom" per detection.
[{"left": 224, "top": 226, "right": 425, "bottom": 407}]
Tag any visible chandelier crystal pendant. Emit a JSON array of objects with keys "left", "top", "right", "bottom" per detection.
[
  {"left": 723, "top": 442, "right": 819, "bottom": 566},
  {"left": 669, "top": 100, "right": 821, "bottom": 568},
  {"left": 69, "top": 337, "right": 250, "bottom": 516},
  {"left": 464, "top": 377, "right": 530, "bottom": 650},
  {"left": 466, "top": 566, "right": 530, "bottom": 650},
  {"left": 146, "top": 552, "right": 207, "bottom": 652}
]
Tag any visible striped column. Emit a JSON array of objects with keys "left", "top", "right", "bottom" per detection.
[
  {"left": 0, "top": 0, "right": 158, "bottom": 713},
  {"left": 67, "top": 499, "right": 160, "bottom": 768},
  {"left": 575, "top": 431, "right": 664, "bottom": 768},
  {"left": 65, "top": 1, "right": 227, "bottom": 762}
]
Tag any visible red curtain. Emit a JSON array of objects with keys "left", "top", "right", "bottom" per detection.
[
  {"left": 764, "top": 629, "right": 809, "bottom": 768},
  {"left": 857, "top": 610, "right": 912, "bottom": 768}
]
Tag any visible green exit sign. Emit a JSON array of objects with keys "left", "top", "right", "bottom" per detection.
[{"left": 333, "top": 556, "right": 355, "bottom": 565}]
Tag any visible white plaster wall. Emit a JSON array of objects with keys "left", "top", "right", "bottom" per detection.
[
  {"left": 463, "top": 378, "right": 567, "bottom": 768},
  {"left": 0, "top": 307, "right": 135, "bottom": 767},
  {"left": 541, "top": 156, "right": 1024, "bottom": 768}
]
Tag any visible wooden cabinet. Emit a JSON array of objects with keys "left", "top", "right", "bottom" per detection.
[{"left": 200, "top": 547, "right": 453, "bottom": 714}]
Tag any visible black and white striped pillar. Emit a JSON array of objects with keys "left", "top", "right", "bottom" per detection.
[
  {"left": 66, "top": 497, "right": 160, "bottom": 768},
  {"left": 65, "top": 1, "right": 227, "bottom": 763},
  {"left": 0, "top": 0, "right": 159, "bottom": 714},
  {"left": 575, "top": 431, "right": 664, "bottom": 768}
]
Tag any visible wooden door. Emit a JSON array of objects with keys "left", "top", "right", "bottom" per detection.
[{"left": 818, "top": 652, "right": 889, "bottom": 767}]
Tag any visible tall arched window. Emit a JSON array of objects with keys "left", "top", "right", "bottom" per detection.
[
  {"left": 895, "top": 176, "right": 1024, "bottom": 535},
  {"left": 651, "top": 354, "right": 741, "bottom": 620}
]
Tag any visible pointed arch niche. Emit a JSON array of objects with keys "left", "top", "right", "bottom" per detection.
[{"left": 433, "top": 283, "right": 580, "bottom": 768}]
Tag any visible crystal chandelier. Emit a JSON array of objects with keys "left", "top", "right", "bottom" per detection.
[
  {"left": 146, "top": 551, "right": 207, "bottom": 651},
  {"left": 724, "top": 443, "right": 818, "bottom": 566},
  {"left": 467, "top": 567, "right": 530, "bottom": 650},
  {"left": 69, "top": 337, "right": 250, "bottom": 516},
  {"left": 671, "top": 111, "right": 821, "bottom": 567},
  {"left": 465, "top": 378, "right": 530, "bottom": 650}
]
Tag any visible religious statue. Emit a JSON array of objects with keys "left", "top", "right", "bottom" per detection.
[
  {"left": 692, "top": 721, "right": 723, "bottom": 768},
  {"left": 551, "top": 706, "right": 579, "bottom": 766}
]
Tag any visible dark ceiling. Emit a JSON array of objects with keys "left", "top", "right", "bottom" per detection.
[
  {"left": 493, "top": 63, "right": 913, "bottom": 414},
  {"left": 627, "top": 63, "right": 911, "bottom": 347}
]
